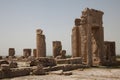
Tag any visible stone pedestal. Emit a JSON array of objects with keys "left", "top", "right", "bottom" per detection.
[{"left": 36, "top": 29, "right": 46, "bottom": 57}]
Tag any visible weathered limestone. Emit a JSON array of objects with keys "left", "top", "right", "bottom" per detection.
[
  {"left": 1, "top": 64, "right": 11, "bottom": 78},
  {"left": 36, "top": 29, "right": 46, "bottom": 57},
  {"left": 9, "top": 48, "right": 15, "bottom": 56},
  {"left": 0, "top": 56, "right": 2, "bottom": 60},
  {"left": 0, "top": 67, "right": 31, "bottom": 79},
  {"left": 23, "top": 49, "right": 31, "bottom": 58},
  {"left": 32, "top": 64, "right": 45, "bottom": 75},
  {"left": 0, "top": 60, "right": 9, "bottom": 66},
  {"left": 9, "top": 61, "right": 18, "bottom": 68},
  {"left": 72, "top": 8, "right": 104, "bottom": 66},
  {"left": 103, "top": 41, "right": 116, "bottom": 65},
  {"left": 60, "top": 50, "right": 66, "bottom": 59},
  {"left": 56, "top": 50, "right": 66, "bottom": 59},
  {"left": 10, "top": 68, "right": 31, "bottom": 77},
  {"left": 53, "top": 41, "right": 62, "bottom": 58},
  {"left": 30, "top": 57, "right": 56, "bottom": 67},
  {"left": 56, "top": 57, "right": 82, "bottom": 64},
  {"left": 33, "top": 49, "right": 37, "bottom": 57}
]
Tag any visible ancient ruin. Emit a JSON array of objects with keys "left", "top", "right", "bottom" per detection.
[
  {"left": 53, "top": 41, "right": 62, "bottom": 58},
  {"left": 9, "top": 48, "right": 15, "bottom": 57},
  {"left": 71, "top": 8, "right": 116, "bottom": 66},
  {"left": 33, "top": 49, "right": 37, "bottom": 57},
  {"left": 36, "top": 29, "right": 46, "bottom": 57},
  {"left": 23, "top": 49, "right": 31, "bottom": 58},
  {"left": 53, "top": 41, "right": 66, "bottom": 59},
  {"left": 0, "top": 8, "right": 119, "bottom": 79},
  {"left": 103, "top": 41, "right": 116, "bottom": 65}
]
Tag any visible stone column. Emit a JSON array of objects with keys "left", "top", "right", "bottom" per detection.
[
  {"left": 72, "top": 19, "right": 81, "bottom": 57},
  {"left": 8, "top": 48, "right": 15, "bottom": 56},
  {"left": 33, "top": 49, "right": 37, "bottom": 57},
  {"left": 104, "top": 41, "right": 116, "bottom": 65},
  {"left": 23, "top": 49, "right": 31, "bottom": 58},
  {"left": 36, "top": 29, "right": 46, "bottom": 57},
  {"left": 53, "top": 41, "right": 62, "bottom": 58},
  {"left": 60, "top": 50, "right": 66, "bottom": 59}
]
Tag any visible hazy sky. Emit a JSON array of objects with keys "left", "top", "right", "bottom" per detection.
[{"left": 0, "top": 0, "right": 120, "bottom": 56}]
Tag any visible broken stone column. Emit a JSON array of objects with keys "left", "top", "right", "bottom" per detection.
[
  {"left": 8, "top": 48, "right": 15, "bottom": 56},
  {"left": 72, "top": 19, "right": 81, "bottom": 57},
  {"left": 0, "top": 56, "right": 2, "bottom": 60},
  {"left": 53, "top": 41, "right": 62, "bottom": 58},
  {"left": 23, "top": 49, "right": 31, "bottom": 58},
  {"left": 36, "top": 29, "right": 46, "bottom": 57},
  {"left": 33, "top": 49, "right": 37, "bottom": 57},
  {"left": 104, "top": 41, "right": 116, "bottom": 65},
  {"left": 60, "top": 50, "right": 66, "bottom": 59}
]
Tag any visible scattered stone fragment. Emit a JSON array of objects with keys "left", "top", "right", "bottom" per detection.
[
  {"left": 32, "top": 64, "right": 45, "bottom": 75},
  {"left": 49, "top": 70, "right": 63, "bottom": 75},
  {"left": 0, "top": 60, "right": 9, "bottom": 66},
  {"left": 63, "top": 71, "right": 72, "bottom": 75},
  {"left": 9, "top": 61, "right": 18, "bottom": 68}
]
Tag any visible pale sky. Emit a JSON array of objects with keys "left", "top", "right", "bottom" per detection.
[{"left": 0, "top": 0, "right": 120, "bottom": 56}]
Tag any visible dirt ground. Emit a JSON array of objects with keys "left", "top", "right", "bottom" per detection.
[{"left": 3, "top": 68, "right": 120, "bottom": 80}]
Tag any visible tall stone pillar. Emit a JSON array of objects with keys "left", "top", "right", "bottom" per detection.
[
  {"left": 36, "top": 29, "right": 46, "bottom": 57},
  {"left": 9, "top": 48, "right": 15, "bottom": 56},
  {"left": 72, "top": 19, "right": 81, "bottom": 57},
  {"left": 53, "top": 41, "right": 62, "bottom": 58}
]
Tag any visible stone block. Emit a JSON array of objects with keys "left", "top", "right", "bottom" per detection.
[
  {"left": 9, "top": 48, "right": 15, "bottom": 56},
  {"left": 32, "top": 64, "right": 45, "bottom": 75},
  {"left": 53, "top": 41, "right": 62, "bottom": 58},
  {"left": 9, "top": 61, "right": 18, "bottom": 68},
  {"left": 30, "top": 57, "right": 56, "bottom": 67},
  {"left": 23, "top": 49, "right": 31, "bottom": 58},
  {"left": 0, "top": 60, "right": 9, "bottom": 66}
]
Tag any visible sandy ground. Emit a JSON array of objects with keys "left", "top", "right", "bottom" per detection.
[{"left": 2, "top": 68, "right": 120, "bottom": 80}]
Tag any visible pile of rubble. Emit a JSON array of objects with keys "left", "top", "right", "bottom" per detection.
[
  {"left": 0, "top": 57, "right": 87, "bottom": 79},
  {"left": 30, "top": 57, "right": 56, "bottom": 67}
]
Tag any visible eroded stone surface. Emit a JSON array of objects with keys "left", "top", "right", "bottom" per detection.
[
  {"left": 53, "top": 41, "right": 62, "bottom": 58},
  {"left": 71, "top": 8, "right": 115, "bottom": 66},
  {"left": 36, "top": 29, "right": 46, "bottom": 57},
  {"left": 23, "top": 49, "right": 31, "bottom": 58},
  {"left": 9, "top": 48, "right": 15, "bottom": 57}
]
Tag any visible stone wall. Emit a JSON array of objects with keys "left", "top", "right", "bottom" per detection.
[
  {"left": 30, "top": 57, "right": 56, "bottom": 67},
  {"left": 103, "top": 41, "right": 116, "bottom": 66}
]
